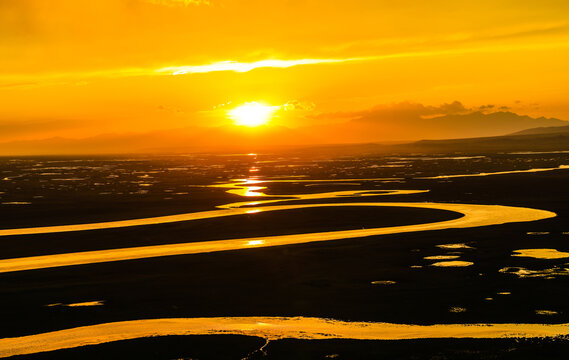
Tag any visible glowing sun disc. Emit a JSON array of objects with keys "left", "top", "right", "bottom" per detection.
[{"left": 229, "top": 102, "right": 278, "bottom": 127}]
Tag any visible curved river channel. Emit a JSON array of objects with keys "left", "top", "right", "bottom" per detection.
[
  {"left": 0, "top": 179, "right": 554, "bottom": 273},
  {"left": 0, "top": 178, "right": 560, "bottom": 357}
]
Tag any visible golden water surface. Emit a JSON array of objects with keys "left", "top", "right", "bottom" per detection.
[
  {"left": 2, "top": 317, "right": 569, "bottom": 358},
  {"left": 0, "top": 178, "right": 561, "bottom": 357},
  {"left": 0, "top": 179, "right": 555, "bottom": 273}
]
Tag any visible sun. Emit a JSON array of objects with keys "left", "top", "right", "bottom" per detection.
[{"left": 228, "top": 102, "right": 279, "bottom": 127}]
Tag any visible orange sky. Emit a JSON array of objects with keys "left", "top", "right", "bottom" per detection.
[{"left": 1, "top": 0, "right": 569, "bottom": 143}]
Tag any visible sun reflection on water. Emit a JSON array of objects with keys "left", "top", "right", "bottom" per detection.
[
  {"left": 247, "top": 240, "right": 265, "bottom": 246},
  {"left": 246, "top": 209, "right": 262, "bottom": 214}
]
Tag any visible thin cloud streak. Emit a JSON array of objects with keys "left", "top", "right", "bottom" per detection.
[
  {"left": 0, "top": 57, "right": 365, "bottom": 88},
  {"left": 321, "top": 22, "right": 569, "bottom": 54},
  {"left": 155, "top": 58, "right": 361, "bottom": 75},
  {"left": 2, "top": 39, "right": 568, "bottom": 88}
]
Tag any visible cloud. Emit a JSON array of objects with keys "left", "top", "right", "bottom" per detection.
[
  {"left": 475, "top": 104, "right": 514, "bottom": 112},
  {"left": 342, "top": 101, "right": 470, "bottom": 122},
  {"left": 437, "top": 101, "right": 469, "bottom": 115},
  {"left": 210, "top": 99, "right": 315, "bottom": 115},
  {"left": 3, "top": 0, "right": 569, "bottom": 87},
  {"left": 155, "top": 58, "right": 359, "bottom": 75},
  {"left": 212, "top": 101, "right": 232, "bottom": 110},
  {"left": 3, "top": 33, "right": 569, "bottom": 87},
  {"left": 478, "top": 104, "right": 494, "bottom": 110},
  {"left": 310, "top": 101, "right": 515, "bottom": 124},
  {"left": 124, "top": 40, "right": 569, "bottom": 80},
  {"left": 283, "top": 100, "right": 316, "bottom": 112},
  {"left": 0, "top": 57, "right": 364, "bottom": 87},
  {"left": 319, "top": 22, "right": 569, "bottom": 59},
  {"left": 303, "top": 101, "right": 569, "bottom": 143}
]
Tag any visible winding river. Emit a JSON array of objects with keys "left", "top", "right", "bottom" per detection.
[
  {"left": 0, "top": 177, "right": 561, "bottom": 357},
  {"left": 0, "top": 179, "right": 555, "bottom": 273},
  {"left": 3, "top": 317, "right": 569, "bottom": 358}
]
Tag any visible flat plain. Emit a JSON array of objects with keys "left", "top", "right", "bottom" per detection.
[{"left": 0, "top": 152, "right": 568, "bottom": 359}]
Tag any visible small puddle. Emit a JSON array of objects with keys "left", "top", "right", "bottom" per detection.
[
  {"left": 499, "top": 266, "right": 569, "bottom": 279},
  {"left": 512, "top": 249, "right": 569, "bottom": 259},
  {"left": 424, "top": 255, "right": 460, "bottom": 260},
  {"left": 371, "top": 280, "right": 396, "bottom": 285},
  {"left": 431, "top": 261, "right": 474, "bottom": 267},
  {"left": 436, "top": 243, "right": 475, "bottom": 250},
  {"left": 46, "top": 301, "right": 104, "bottom": 308}
]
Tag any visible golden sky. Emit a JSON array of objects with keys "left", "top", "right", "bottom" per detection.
[{"left": 1, "top": 0, "right": 569, "bottom": 143}]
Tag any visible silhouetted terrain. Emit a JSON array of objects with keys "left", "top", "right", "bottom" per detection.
[
  {"left": 511, "top": 125, "right": 569, "bottom": 136},
  {"left": 399, "top": 133, "right": 569, "bottom": 154}
]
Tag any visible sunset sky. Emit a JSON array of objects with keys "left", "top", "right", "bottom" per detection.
[{"left": 1, "top": 0, "right": 569, "bottom": 145}]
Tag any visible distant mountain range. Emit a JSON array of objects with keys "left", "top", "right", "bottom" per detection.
[
  {"left": 0, "top": 111, "right": 567, "bottom": 155},
  {"left": 0, "top": 125, "right": 317, "bottom": 155},
  {"left": 510, "top": 125, "right": 569, "bottom": 136},
  {"left": 306, "top": 111, "right": 569, "bottom": 143},
  {"left": 397, "top": 132, "right": 569, "bottom": 154},
  {"left": 398, "top": 122, "right": 569, "bottom": 153},
  {"left": 285, "top": 122, "right": 569, "bottom": 156}
]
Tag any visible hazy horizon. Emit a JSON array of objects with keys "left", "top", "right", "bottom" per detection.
[{"left": 0, "top": 105, "right": 567, "bottom": 155}]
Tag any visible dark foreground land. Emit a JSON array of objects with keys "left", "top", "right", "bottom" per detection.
[
  {"left": 13, "top": 336, "right": 569, "bottom": 360},
  {"left": 1, "top": 153, "right": 569, "bottom": 359}
]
